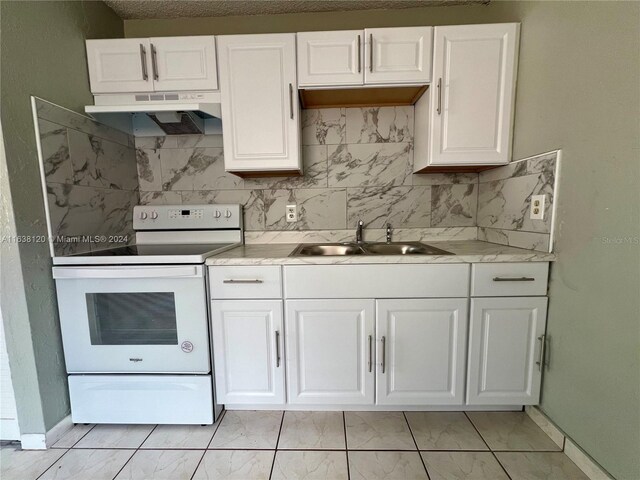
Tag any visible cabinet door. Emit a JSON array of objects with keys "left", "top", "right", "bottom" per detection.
[
  {"left": 365, "top": 27, "right": 433, "bottom": 84},
  {"left": 150, "top": 36, "right": 218, "bottom": 91},
  {"left": 297, "top": 30, "right": 364, "bottom": 86},
  {"left": 285, "top": 299, "right": 374, "bottom": 405},
  {"left": 218, "top": 34, "right": 301, "bottom": 173},
  {"left": 211, "top": 300, "right": 284, "bottom": 405},
  {"left": 430, "top": 23, "right": 519, "bottom": 166},
  {"left": 376, "top": 299, "right": 468, "bottom": 405},
  {"left": 86, "top": 39, "right": 153, "bottom": 94},
  {"left": 467, "top": 297, "right": 548, "bottom": 405}
]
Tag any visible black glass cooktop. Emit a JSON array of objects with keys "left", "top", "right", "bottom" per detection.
[{"left": 73, "top": 243, "right": 234, "bottom": 257}]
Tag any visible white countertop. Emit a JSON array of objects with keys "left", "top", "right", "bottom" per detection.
[{"left": 205, "top": 240, "right": 555, "bottom": 265}]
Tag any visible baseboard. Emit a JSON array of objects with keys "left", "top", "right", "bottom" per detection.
[
  {"left": 525, "top": 406, "right": 613, "bottom": 480},
  {"left": 20, "top": 434, "right": 46, "bottom": 450},
  {"left": 45, "top": 414, "right": 73, "bottom": 447},
  {"left": 564, "top": 438, "right": 614, "bottom": 480},
  {"left": 524, "top": 405, "right": 565, "bottom": 448}
]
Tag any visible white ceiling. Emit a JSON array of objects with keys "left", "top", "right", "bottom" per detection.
[{"left": 104, "top": 0, "right": 484, "bottom": 20}]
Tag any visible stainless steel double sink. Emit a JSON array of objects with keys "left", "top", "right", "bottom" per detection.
[{"left": 289, "top": 242, "right": 453, "bottom": 256}]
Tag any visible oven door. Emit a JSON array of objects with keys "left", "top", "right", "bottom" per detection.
[{"left": 53, "top": 265, "right": 210, "bottom": 374}]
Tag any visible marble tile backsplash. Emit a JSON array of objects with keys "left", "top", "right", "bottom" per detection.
[
  {"left": 136, "top": 106, "right": 479, "bottom": 242},
  {"left": 477, "top": 151, "right": 559, "bottom": 252},
  {"left": 35, "top": 98, "right": 138, "bottom": 256}
]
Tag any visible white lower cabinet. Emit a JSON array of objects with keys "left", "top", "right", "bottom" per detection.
[
  {"left": 211, "top": 300, "right": 285, "bottom": 404},
  {"left": 467, "top": 297, "right": 548, "bottom": 405},
  {"left": 376, "top": 299, "right": 468, "bottom": 406},
  {"left": 285, "top": 299, "right": 375, "bottom": 405}
]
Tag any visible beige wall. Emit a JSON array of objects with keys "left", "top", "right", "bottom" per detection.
[
  {"left": 0, "top": 1, "right": 123, "bottom": 434},
  {"left": 126, "top": 3, "right": 640, "bottom": 478}
]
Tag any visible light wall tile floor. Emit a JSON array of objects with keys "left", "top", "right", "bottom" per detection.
[{"left": 0, "top": 411, "right": 590, "bottom": 480}]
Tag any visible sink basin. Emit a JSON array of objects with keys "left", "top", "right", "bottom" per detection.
[
  {"left": 290, "top": 243, "right": 365, "bottom": 256},
  {"left": 362, "top": 242, "right": 452, "bottom": 255},
  {"left": 289, "top": 242, "right": 453, "bottom": 256}
]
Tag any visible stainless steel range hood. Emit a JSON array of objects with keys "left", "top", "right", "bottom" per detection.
[{"left": 85, "top": 92, "right": 222, "bottom": 136}]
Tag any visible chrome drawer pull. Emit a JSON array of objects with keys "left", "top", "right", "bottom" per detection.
[
  {"left": 381, "top": 336, "right": 386, "bottom": 374},
  {"left": 492, "top": 276, "right": 536, "bottom": 282},
  {"left": 222, "top": 279, "right": 264, "bottom": 284}
]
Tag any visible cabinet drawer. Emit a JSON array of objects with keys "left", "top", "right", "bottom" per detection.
[
  {"left": 209, "top": 266, "right": 282, "bottom": 299},
  {"left": 284, "top": 264, "right": 469, "bottom": 298},
  {"left": 471, "top": 263, "right": 549, "bottom": 297}
]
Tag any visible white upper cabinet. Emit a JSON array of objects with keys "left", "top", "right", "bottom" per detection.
[
  {"left": 86, "top": 36, "right": 218, "bottom": 94},
  {"left": 86, "top": 39, "right": 154, "bottom": 94},
  {"left": 365, "top": 27, "right": 433, "bottom": 84},
  {"left": 425, "top": 23, "right": 520, "bottom": 168},
  {"left": 376, "top": 299, "right": 468, "bottom": 406},
  {"left": 285, "top": 299, "right": 375, "bottom": 405},
  {"left": 218, "top": 33, "right": 301, "bottom": 174},
  {"left": 149, "top": 36, "right": 218, "bottom": 91},
  {"left": 211, "top": 300, "right": 285, "bottom": 405},
  {"left": 297, "top": 30, "right": 364, "bottom": 87},
  {"left": 467, "top": 297, "right": 548, "bottom": 406},
  {"left": 297, "top": 27, "right": 432, "bottom": 87}
]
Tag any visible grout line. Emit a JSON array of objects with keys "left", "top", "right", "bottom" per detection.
[
  {"left": 464, "top": 412, "right": 513, "bottom": 480},
  {"left": 463, "top": 412, "right": 492, "bottom": 451},
  {"left": 35, "top": 423, "right": 100, "bottom": 480},
  {"left": 110, "top": 424, "right": 158, "bottom": 480},
  {"left": 35, "top": 447, "right": 73, "bottom": 479},
  {"left": 403, "top": 412, "right": 431, "bottom": 480},
  {"left": 343, "top": 412, "right": 350, "bottom": 480},
  {"left": 191, "top": 410, "right": 228, "bottom": 480},
  {"left": 492, "top": 452, "right": 514, "bottom": 480},
  {"left": 267, "top": 411, "right": 286, "bottom": 480}
]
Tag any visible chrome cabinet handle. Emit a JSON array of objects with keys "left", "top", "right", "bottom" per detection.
[
  {"left": 493, "top": 277, "right": 536, "bottom": 282},
  {"left": 289, "top": 83, "right": 294, "bottom": 120},
  {"left": 369, "top": 33, "right": 374, "bottom": 72},
  {"left": 357, "top": 35, "right": 362, "bottom": 73},
  {"left": 275, "top": 330, "right": 281, "bottom": 368},
  {"left": 222, "top": 279, "right": 264, "bottom": 284},
  {"left": 368, "top": 335, "right": 372, "bottom": 372},
  {"left": 150, "top": 43, "right": 159, "bottom": 80},
  {"left": 381, "top": 336, "right": 386, "bottom": 374},
  {"left": 139, "top": 44, "right": 148, "bottom": 81},
  {"left": 536, "top": 334, "right": 546, "bottom": 371},
  {"left": 436, "top": 77, "right": 442, "bottom": 115}
]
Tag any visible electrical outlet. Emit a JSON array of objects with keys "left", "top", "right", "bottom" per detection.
[
  {"left": 286, "top": 204, "right": 297, "bottom": 223},
  {"left": 530, "top": 195, "right": 546, "bottom": 220}
]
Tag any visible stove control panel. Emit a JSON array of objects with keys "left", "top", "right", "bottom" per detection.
[{"left": 133, "top": 204, "right": 242, "bottom": 230}]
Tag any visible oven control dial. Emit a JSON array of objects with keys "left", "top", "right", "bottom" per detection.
[
  {"left": 214, "top": 210, "right": 221, "bottom": 218},
  {"left": 139, "top": 211, "right": 148, "bottom": 220},
  {"left": 150, "top": 211, "right": 158, "bottom": 220},
  {"left": 181, "top": 341, "right": 194, "bottom": 353},
  {"left": 225, "top": 210, "right": 232, "bottom": 218}
]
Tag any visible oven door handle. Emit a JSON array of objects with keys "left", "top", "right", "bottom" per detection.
[{"left": 52, "top": 266, "right": 202, "bottom": 279}]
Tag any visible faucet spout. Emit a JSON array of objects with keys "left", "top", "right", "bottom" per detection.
[{"left": 356, "top": 220, "right": 364, "bottom": 243}]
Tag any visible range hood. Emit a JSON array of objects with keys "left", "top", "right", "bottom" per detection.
[{"left": 85, "top": 92, "right": 222, "bottom": 136}]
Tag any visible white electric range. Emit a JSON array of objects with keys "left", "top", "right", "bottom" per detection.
[{"left": 52, "top": 204, "right": 243, "bottom": 425}]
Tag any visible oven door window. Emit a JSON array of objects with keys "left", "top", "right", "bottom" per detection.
[{"left": 86, "top": 292, "right": 178, "bottom": 345}]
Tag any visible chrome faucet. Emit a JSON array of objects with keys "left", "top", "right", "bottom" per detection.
[
  {"left": 386, "top": 223, "right": 392, "bottom": 243},
  {"left": 356, "top": 220, "right": 364, "bottom": 243}
]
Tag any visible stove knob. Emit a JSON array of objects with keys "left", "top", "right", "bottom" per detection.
[
  {"left": 225, "top": 210, "right": 232, "bottom": 218},
  {"left": 139, "top": 211, "right": 148, "bottom": 220},
  {"left": 214, "top": 210, "right": 221, "bottom": 218},
  {"left": 150, "top": 211, "right": 158, "bottom": 220}
]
